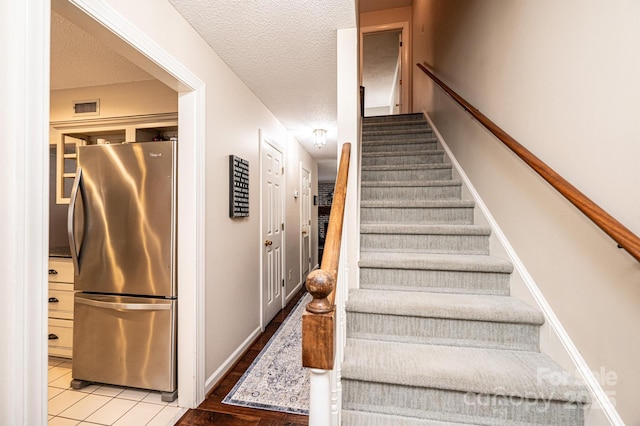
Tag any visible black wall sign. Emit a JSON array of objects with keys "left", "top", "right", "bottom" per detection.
[{"left": 229, "top": 155, "right": 249, "bottom": 218}]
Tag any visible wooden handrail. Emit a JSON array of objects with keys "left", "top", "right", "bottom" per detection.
[
  {"left": 417, "top": 62, "right": 640, "bottom": 262},
  {"left": 302, "top": 142, "right": 351, "bottom": 370}
]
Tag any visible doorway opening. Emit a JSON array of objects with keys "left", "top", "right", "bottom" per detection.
[
  {"left": 48, "top": 0, "right": 205, "bottom": 412},
  {"left": 300, "top": 165, "right": 312, "bottom": 284},
  {"left": 360, "top": 22, "right": 411, "bottom": 116}
]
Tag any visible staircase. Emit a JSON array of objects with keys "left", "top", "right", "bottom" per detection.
[{"left": 340, "top": 114, "right": 590, "bottom": 425}]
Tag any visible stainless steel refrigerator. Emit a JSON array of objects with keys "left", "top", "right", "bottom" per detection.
[{"left": 68, "top": 141, "right": 177, "bottom": 401}]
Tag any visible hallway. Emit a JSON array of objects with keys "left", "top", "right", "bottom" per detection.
[{"left": 175, "top": 289, "right": 309, "bottom": 425}]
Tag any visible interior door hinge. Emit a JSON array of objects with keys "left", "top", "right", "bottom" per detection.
[
  {"left": 282, "top": 279, "right": 285, "bottom": 288},
  {"left": 281, "top": 167, "right": 284, "bottom": 175},
  {"left": 281, "top": 223, "right": 284, "bottom": 231}
]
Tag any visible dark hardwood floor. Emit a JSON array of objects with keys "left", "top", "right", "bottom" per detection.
[{"left": 175, "top": 289, "right": 309, "bottom": 426}]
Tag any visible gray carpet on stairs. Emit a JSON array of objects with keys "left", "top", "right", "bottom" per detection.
[{"left": 341, "top": 113, "right": 590, "bottom": 425}]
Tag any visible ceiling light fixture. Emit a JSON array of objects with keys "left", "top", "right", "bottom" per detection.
[{"left": 313, "top": 128, "right": 327, "bottom": 149}]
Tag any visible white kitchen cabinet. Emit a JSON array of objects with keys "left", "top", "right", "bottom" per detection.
[
  {"left": 50, "top": 113, "right": 178, "bottom": 204},
  {"left": 48, "top": 258, "right": 74, "bottom": 358}
]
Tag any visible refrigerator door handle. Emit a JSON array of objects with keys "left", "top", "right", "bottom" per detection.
[
  {"left": 76, "top": 296, "right": 172, "bottom": 311},
  {"left": 68, "top": 166, "right": 83, "bottom": 274}
]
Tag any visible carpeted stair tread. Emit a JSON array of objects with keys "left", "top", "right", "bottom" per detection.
[
  {"left": 362, "top": 137, "right": 437, "bottom": 146},
  {"left": 363, "top": 128, "right": 433, "bottom": 135},
  {"left": 342, "top": 339, "right": 590, "bottom": 404},
  {"left": 362, "top": 180, "right": 462, "bottom": 188},
  {"left": 363, "top": 119, "right": 427, "bottom": 127},
  {"left": 360, "top": 223, "right": 491, "bottom": 255},
  {"left": 348, "top": 113, "right": 588, "bottom": 424},
  {"left": 347, "top": 289, "right": 544, "bottom": 325},
  {"left": 361, "top": 223, "right": 491, "bottom": 236},
  {"left": 363, "top": 113, "right": 424, "bottom": 122},
  {"left": 363, "top": 131, "right": 433, "bottom": 138},
  {"left": 362, "top": 163, "right": 452, "bottom": 171},
  {"left": 362, "top": 149, "right": 444, "bottom": 157},
  {"left": 362, "top": 119, "right": 430, "bottom": 127},
  {"left": 359, "top": 252, "right": 514, "bottom": 274},
  {"left": 342, "top": 410, "right": 473, "bottom": 426},
  {"left": 361, "top": 199, "right": 474, "bottom": 208}
]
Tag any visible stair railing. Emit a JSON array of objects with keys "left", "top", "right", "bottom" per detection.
[
  {"left": 417, "top": 62, "right": 640, "bottom": 262},
  {"left": 302, "top": 142, "right": 351, "bottom": 426}
]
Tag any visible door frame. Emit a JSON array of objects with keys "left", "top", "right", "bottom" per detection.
[
  {"left": 300, "top": 163, "right": 312, "bottom": 285},
  {"left": 360, "top": 21, "right": 411, "bottom": 115},
  {"left": 59, "top": 0, "right": 207, "bottom": 409},
  {"left": 259, "top": 131, "right": 286, "bottom": 330},
  {"left": 8, "top": 0, "right": 207, "bottom": 420}
]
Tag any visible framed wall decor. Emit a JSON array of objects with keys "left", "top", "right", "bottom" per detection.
[{"left": 229, "top": 155, "right": 249, "bottom": 217}]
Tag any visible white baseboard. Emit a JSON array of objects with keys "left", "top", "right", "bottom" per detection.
[
  {"left": 286, "top": 281, "right": 303, "bottom": 305},
  {"left": 204, "top": 326, "right": 262, "bottom": 395},
  {"left": 423, "top": 111, "right": 623, "bottom": 426}
]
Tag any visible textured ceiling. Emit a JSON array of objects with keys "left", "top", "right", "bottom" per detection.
[
  {"left": 51, "top": 1, "right": 358, "bottom": 167},
  {"left": 168, "top": 0, "right": 356, "bottom": 160},
  {"left": 50, "top": 11, "right": 154, "bottom": 90}
]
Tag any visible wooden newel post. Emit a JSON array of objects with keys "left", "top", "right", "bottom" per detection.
[
  {"left": 306, "top": 269, "right": 335, "bottom": 314},
  {"left": 302, "top": 269, "right": 336, "bottom": 370}
]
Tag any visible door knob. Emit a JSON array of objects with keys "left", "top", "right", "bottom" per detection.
[{"left": 264, "top": 240, "right": 273, "bottom": 246}]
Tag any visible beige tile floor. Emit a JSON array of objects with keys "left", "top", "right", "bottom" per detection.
[{"left": 48, "top": 358, "right": 185, "bottom": 425}]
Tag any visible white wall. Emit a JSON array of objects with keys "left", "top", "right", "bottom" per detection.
[
  {"left": 413, "top": 0, "right": 640, "bottom": 422},
  {"left": 337, "top": 28, "right": 360, "bottom": 290},
  {"left": 50, "top": 80, "right": 177, "bottom": 122}
]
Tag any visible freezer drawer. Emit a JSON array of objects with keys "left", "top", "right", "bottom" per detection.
[{"left": 72, "top": 293, "right": 176, "bottom": 392}]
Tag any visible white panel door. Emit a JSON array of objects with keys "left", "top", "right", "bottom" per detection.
[
  {"left": 261, "top": 140, "right": 284, "bottom": 326},
  {"left": 301, "top": 166, "right": 311, "bottom": 282}
]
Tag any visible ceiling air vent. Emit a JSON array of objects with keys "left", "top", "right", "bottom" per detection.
[{"left": 73, "top": 99, "right": 100, "bottom": 116}]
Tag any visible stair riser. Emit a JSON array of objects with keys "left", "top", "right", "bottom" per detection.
[
  {"left": 342, "top": 381, "right": 585, "bottom": 426},
  {"left": 362, "top": 168, "right": 452, "bottom": 182},
  {"left": 363, "top": 123, "right": 432, "bottom": 132},
  {"left": 359, "top": 268, "right": 511, "bottom": 296},
  {"left": 362, "top": 126, "right": 433, "bottom": 136},
  {"left": 346, "top": 312, "right": 541, "bottom": 352},
  {"left": 362, "top": 153, "right": 445, "bottom": 166},
  {"left": 360, "top": 233, "right": 489, "bottom": 255},
  {"left": 342, "top": 410, "right": 454, "bottom": 426},
  {"left": 361, "top": 185, "right": 461, "bottom": 201},
  {"left": 364, "top": 132, "right": 433, "bottom": 142},
  {"left": 363, "top": 114, "right": 424, "bottom": 124},
  {"left": 361, "top": 206, "right": 474, "bottom": 224},
  {"left": 362, "top": 141, "right": 438, "bottom": 153}
]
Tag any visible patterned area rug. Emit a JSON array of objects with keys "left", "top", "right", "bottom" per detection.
[{"left": 223, "top": 293, "right": 312, "bottom": 415}]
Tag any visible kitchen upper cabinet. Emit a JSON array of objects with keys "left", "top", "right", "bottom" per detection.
[{"left": 50, "top": 113, "right": 178, "bottom": 204}]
